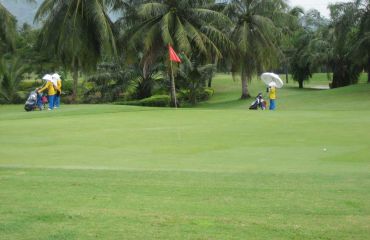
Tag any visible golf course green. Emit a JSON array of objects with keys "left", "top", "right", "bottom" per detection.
[{"left": 1, "top": 74, "right": 369, "bottom": 239}]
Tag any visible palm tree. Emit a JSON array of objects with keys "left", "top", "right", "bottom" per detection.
[
  {"left": 328, "top": 2, "right": 363, "bottom": 88},
  {"left": 177, "top": 54, "right": 216, "bottom": 105},
  {"left": 0, "top": 57, "right": 28, "bottom": 103},
  {"left": 0, "top": 0, "right": 36, "bottom": 54},
  {"left": 87, "top": 58, "right": 164, "bottom": 101},
  {"left": 124, "top": 0, "right": 232, "bottom": 106},
  {"left": 35, "top": 0, "right": 117, "bottom": 102},
  {"left": 351, "top": 0, "right": 370, "bottom": 83},
  {"left": 224, "top": 0, "right": 289, "bottom": 99},
  {"left": 0, "top": 3, "right": 16, "bottom": 54},
  {"left": 290, "top": 30, "right": 314, "bottom": 88}
]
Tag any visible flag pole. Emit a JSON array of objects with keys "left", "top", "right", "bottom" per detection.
[{"left": 170, "top": 60, "right": 177, "bottom": 108}]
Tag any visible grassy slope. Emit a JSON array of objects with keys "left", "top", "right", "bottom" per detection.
[{"left": 0, "top": 75, "right": 370, "bottom": 239}]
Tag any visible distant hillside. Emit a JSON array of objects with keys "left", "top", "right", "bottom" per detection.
[{"left": 0, "top": 0, "right": 41, "bottom": 26}]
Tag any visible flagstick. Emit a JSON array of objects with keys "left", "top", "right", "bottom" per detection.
[{"left": 170, "top": 60, "right": 178, "bottom": 108}]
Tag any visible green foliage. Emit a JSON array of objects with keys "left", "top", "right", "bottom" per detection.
[
  {"left": 125, "top": 0, "right": 232, "bottom": 58},
  {"left": 15, "top": 24, "right": 61, "bottom": 74},
  {"left": 321, "top": 1, "right": 364, "bottom": 88},
  {"left": 18, "top": 79, "right": 42, "bottom": 92},
  {"left": 61, "top": 80, "right": 73, "bottom": 96},
  {"left": 177, "top": 54, "right": 216, "bottom": 105},
  {"left": 178, "top": 87, "right": 214, "bottom": 105},
  {"left": 290, "top": 31, "right": 314, "bottom": 88},
  {"left": 0, "top": 3, "right": 16, "bottom": 54},
  {"left": 120, "top": 0, "right": 233, "bottom": 107},
  {"left": 116, "top": 94, "right": 170, "bottom": 107},
  {"left": 35, "top": 0, "right": 117, "bottom": 102},
  {"left": 224, "top": 0, "right": 290, "bottom": 98},
  {"left": 84, "top": 61, "right": 132, "bottom": 103},
  {"left": 350, "top": 0, "right": 370, "bottom": 83},
  {"left": 0, "top": 57, "right": 29, "bottom": 103},
  {"left": 3, "top": 0, "right": 369, "bottom": 104}
]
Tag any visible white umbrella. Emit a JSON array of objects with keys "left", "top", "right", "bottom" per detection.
[
  {"left": 52, "top": 73, "right": 61, "bottom": 80},
  {"left": 42, "top": 74, "right": 53, "bottom": 82},
  {"left": 261, "top": 72, "right": 284, "bottom": 88},
  {"left": 51, "top": 73, "right": 60, "bottom": 87}
]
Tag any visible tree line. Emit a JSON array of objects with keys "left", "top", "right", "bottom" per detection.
[{"left": 0, "top": 0, "right": 369, "bottom": 106}]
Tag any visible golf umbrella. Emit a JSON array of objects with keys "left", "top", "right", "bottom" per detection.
[
  {"left": 261, "top": 72, "right": 284, "bottom": 88},
  {"left": 52, "top": 73, "right": 61, "bottom": 80},
  {"left": 51, "top": 73, "right": 60, "bottom": 87},
  {"left": 42, "top": 74, "right": 53, "bottom": 82}
]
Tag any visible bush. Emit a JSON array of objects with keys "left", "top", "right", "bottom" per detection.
[
  {"left": 18, "top": 80, "right": 43, "bottom": 92},
  {"left": 177, "top": 87, "right": 214, "bottom": 104},
  {"left": 116, "top": 95, "right": 170, "bottom": 107},
  {"left": 61, "top": 80, "right": 73, "bottom": 96},
  {"left": 199, "top": 88, "right": 214, "bottom": 101}
]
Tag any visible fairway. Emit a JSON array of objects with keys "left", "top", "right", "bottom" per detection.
[{"left": 1, "top": 75, "right": 370, "bottom": 239}]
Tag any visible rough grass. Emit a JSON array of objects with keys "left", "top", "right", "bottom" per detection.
[{"left": 0, "top": 74, "right": 369, "bottom": 239}]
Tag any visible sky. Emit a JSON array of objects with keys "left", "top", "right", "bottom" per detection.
[{"left": 289, "top": 0, "right": 353, "bottom": 17}]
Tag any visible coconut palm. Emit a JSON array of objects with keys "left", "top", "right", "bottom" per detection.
[
  {"left": 0, "top": 0, "right": 36, "bottom": 53},
  {"left": 0, "top": 57, "right": 28, "bottom": 103},
  {"left": 0, "top": 3, "right": 16, "bottom": 54},
  {"left": 327, "top": 2, "right": 363, "bottom": 88},
  {"left": 224, "top": 0, "right": 289, "bottom": 99},
  {"left": 35, "top": 0, "right": 117, "bottom": 102},
  {"left": 124, "top": 0, "right": 232, "bottom": 106},
  {"left": 351, "top": 0, "right": 370, "bottom": 83},
  {"left": 177, "top": 54, "right": 216, "bottom": 105}
]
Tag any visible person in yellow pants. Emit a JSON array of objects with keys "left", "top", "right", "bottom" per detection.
[{"left": 37, "top": 74, "right": 56, "bottom": 110}]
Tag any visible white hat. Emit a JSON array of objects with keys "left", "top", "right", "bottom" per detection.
[
  {"left": 42, "top": 74, "right": 53, "bottom": 81},
  {"left": 269, "top": 82, "right": 277, "bottom": 87}
]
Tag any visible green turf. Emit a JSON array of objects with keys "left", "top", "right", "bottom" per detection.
[{"left": 0, "top": 74, "right": 370, "bottom": 239}]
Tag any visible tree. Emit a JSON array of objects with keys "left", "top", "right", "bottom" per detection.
[
  {"left": 0, "top": 3, "right": 17, "bottom": 54},
  {"left": 86, "top": 60, "right": 132, "bottom": 102},
  {"left": 35, "top": 0, "right": 117, "bottom": 102},
  {"left": 224, "top": 0, "right": 289, "bottom": 99},
  {"left": 290, "top": 30, "right": 313, "bottom": 88},
  {"left": 351, "top": 0, "right": 370, "bottom": 83},
  {"left": 177, "top": 54, "right": 216, "bottom": 105},
  {"left": 328, "top": 2, "right": 363, "bottom": 88},
  {"left": 290, "top": 9, "right": 330, "bottom": 88},
  {"left": 87, "top": 58, "right": 165, "bottom": 102},
  {"left": 124, "top": 0, "right": 232, "bottom": 106},
  {"left": 0, "top": 0, "right": 36, "bottom": 54},
  {"left": 0, "top": 57, "right": 28, "bottom": 103}
]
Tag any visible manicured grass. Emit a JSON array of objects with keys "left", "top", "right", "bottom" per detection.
[{"left": 0, "top": 75, "right": 369, "bottom": 239}]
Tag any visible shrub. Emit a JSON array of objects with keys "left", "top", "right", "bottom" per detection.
[
  {"left": 61, "top": 80, "right": 73, "bottom": 96},
  {"left": 116, "top": 95, "right": 170, "bottom": 107},
  {"left": 177, "top": 87, "right": 214, "bottom": 105},
  {"left": 19, "top": 80, "right": 43, "bottom": 92}
]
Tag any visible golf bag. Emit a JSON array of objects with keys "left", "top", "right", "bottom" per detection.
[
  {"left": 249, "top": 93, "right": 266, "bottom": 110},
  {"left": 24, "top": 91, "right": 38, "bottom": 112}
]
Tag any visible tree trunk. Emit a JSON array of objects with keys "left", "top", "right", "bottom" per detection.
[
  {"left": 208, "top": 76, "right": 213, "bottom": 88},
  {"left": 298, "top": 80, "right": 303, "bottom": 89},
  {"left": 139, "top": 49, "right": 157, "bottom": 99},
  {"left": 368, "top": 55, "right": 370, "bottom": 84},
  {"left": 72, "top": 64, "right": 78, "bottom": 103},
  {"left": 240, "top": 69, "right": 250, "bottom": 99},
  {"left": 285, "top": 64, "right": 289, "bottom": 84},
  {"left": 170, "top": 61, "right": 178, "bottom": 108}
]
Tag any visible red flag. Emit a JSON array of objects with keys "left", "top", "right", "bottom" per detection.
[{"left": 168, "top": 45, "right": 181, "bottom": 63}]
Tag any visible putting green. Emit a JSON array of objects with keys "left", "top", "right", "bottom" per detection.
[{"left": 0, "top": 74, "right": 369, "bottom": 239}]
